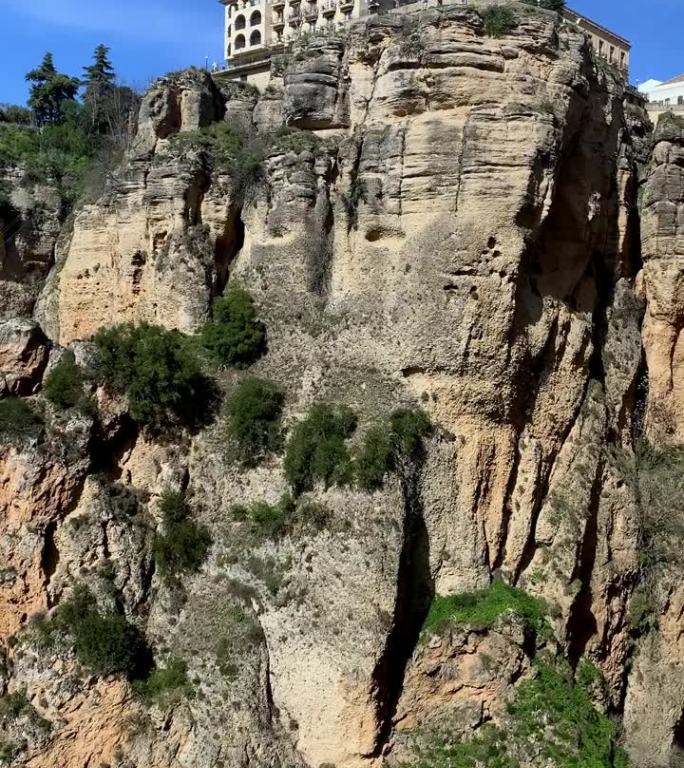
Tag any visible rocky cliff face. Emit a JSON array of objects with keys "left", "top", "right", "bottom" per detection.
[
  {"left": 2, "top": 4, "right": 683, "bottom": 768},
  {"left": 0, "top": 169, "right": 62, "bottom": 322}
]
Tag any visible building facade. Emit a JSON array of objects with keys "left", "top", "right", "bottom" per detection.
[
  {"left": 639, "top": 74, "right": 684, "bottom": 122},
  {"left": 563, "top": 6, "right": 630, "bottom": 73},
  {"left": 219, "top": 0, "right": 630, "bottom": 84}
]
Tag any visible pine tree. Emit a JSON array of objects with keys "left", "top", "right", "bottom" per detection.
[
  {"left": 82, "top": 45, "right": 116, "bottom": 133},
  {"left": 26, "top": 53, "right": 79, "bottom": 126}
]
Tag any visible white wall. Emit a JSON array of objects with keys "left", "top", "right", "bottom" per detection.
[{"left": 642, "top": 79, "right": 684, "bottom": 106}]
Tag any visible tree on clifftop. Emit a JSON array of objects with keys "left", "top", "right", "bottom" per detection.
[
  {"left": 82, "top": 44, "right": 116, "bottom": 132},
  {"left": 26, "top": 53, "right": 79, "bottom": 126}
]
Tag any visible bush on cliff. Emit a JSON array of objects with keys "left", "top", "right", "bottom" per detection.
[
  {"left": 405, "top": 661, "right": 627, "bottom": 768},
  {"left": 133, "top": 656, "right": 191, "bottom": 705},
  {"left": 40, "top": 585, "right": 152, "bottom": 679},
  {"left": 421, "top": 579, "right": 546, "bottom": 639},
  {"left": 92, "top": 323, "right": 217, "bottom": 433},
  {"left": 0, "top": 111, "right": 97, "bottom": 215},
  {"left": 153, "top": 489, "right": 212, "bottom": 580},
  {"left": 284, "top": 403, "right": 357, "bottom": 494},
  {"left": 481, "top": 6, "right": 517, "bottom": 37},
  {"left": 43, "top": 350, "right": 86, "bottom": 410},
  {"left": 354, "top": 408, "right": 431, "bottom": 491},
  {"left": 200, "top": 286, "right": 267, "bottom": 369},
  {"left": 0, "top": 397, "right": 43, "bottom": 439},
  {"left": 232, "top": 494, "right": 295, "bottom": 540},
  {"left": 226, "top": 377, "right": 284, "bottom": 465}
]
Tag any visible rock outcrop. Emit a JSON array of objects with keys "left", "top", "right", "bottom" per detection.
[{"left": 3, "top": 4, "right": 684, "bottom": 768}]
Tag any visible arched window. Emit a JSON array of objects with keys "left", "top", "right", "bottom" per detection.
[
  {"left": 250, "top": 10, "right": 262, "bottom": 25},
  {"left": 235, "top": 33, "right": 246, "bottom": 50},
  {"left": 234, "top": 14, "right": 246, "bottom": 30},
  {"left": 250, "top": 29, "right": 262, "bottom": 46}
]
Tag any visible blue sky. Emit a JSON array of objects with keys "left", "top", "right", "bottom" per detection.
[{"left": 0, "top": 0, "right": 680, "bottom": 105}]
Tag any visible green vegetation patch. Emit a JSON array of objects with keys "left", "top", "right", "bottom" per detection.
[
  {"left": 200, "top": 286, "right": 266, "bottom": 369},
  {"left": 153, "top": 489, "right": 212, "bottom": 580},
  {"left": 391, "top": 408, "right": 431, "bottom": 457},
  {"left": 171, "top": 123, "right": 264, "bottom": 196},
  {"left": 232, "top": 493, "right": 330, "bottom": 540},
  {"left": 405, "top": 661, "right": 626, "bottom": 768},
  {"left": 34, "top": 584, "right": 151, "bottom": 680},
  {"left": 226, "top": 378, "right": 284, "bottom": 465},
  {"left": 481, "top": 6, "right": 518, "bottom": 38},
  {"left": 232, "top": 495, "right": 295, "bottom": 539},
  {"left": 634, "top": 441, "right": 684, "bottom": 570},
  {"left": 355, "top": 408, "right": 432, "bottom": 491},
  {"left": 284, "top": 402, "right": 357, "bottom": 494},
  {"left": 92, "top": 322, "right": 217, "bottom": 433},
  {"left": 43, "top": 349, "right": 86, "bottom": 410},
  {"left": 0, "top": 691, "right": 31, "bottom": 721},
  {"left": 421, "top": 579, "right": 546, "bottom": 638},
  {"left": 0, "top": 117, "right": 97, "bottom": 214},
  {"left": 133, "top": 656, "right": 191, "bottom": 706},
  {"left": 0, "top": 397, "right": 43, "bottom": 440}
]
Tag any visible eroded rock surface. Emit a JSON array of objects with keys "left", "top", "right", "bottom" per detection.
[{"left": 2, "top": 4, "right": 683, "bottom": 768}]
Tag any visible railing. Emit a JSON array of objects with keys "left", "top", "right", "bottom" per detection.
[
  {"left": 304, "top": 4, "right": 319, "bottom": 19},
  {"left": 321, "top": 0, "right": 337, "bottom": 13}
]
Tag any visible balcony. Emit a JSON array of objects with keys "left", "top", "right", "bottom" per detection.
[
  {"left": 339, "top": 0, "right": 353, "bottom": 10},
  {"left": 304, "top": 4, "right": 319, "bottom": 20},
  {"left": 321, "top": 1, "right": 336, "bottom": 15},
  {"left": 288, "top": 10, "right": 302, "bottom": 24}
]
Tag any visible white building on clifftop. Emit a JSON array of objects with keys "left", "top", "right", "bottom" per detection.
[
  {"left": 218, "top": 0, "right": 630, "bottom": 87},
  {"left": 639, "top": 74, "right": 684, "bottom": 122}
]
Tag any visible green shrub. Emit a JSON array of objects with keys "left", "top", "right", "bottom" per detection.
[
  {"left": 0, "top": 108, "right": 98, "bottom": 215},
  {"left": 0, "top": 397, "right": 43, "bottom": 439},
  {"left": 634, "top": 441, "right": 684, "bottom": 570},
  {"left": 153, "top": 490, "right": 212, "bottom": 579},
  {"left": 421, "top": 579, "right": 546, "bottom": 639},
  {"left": 226, "top": 378, "right": 284, "bottom": 464},
  {"left": 627, "top": 585, "right": 658, "bottom": 638},
  {"left": 355, "top": 426, "right": 394, "bottom": 491},
  {"left": 390, "top": 408, "right": 432, "bottom": 457},
  {"left": 200, "top": 286, "right": 266, "bottom": 369},
  {"left": 284, "top": 403, "right": 357, "bottom": 494},
  {"left": 354, "top": 408, "right": 431, "bottom": 491},
  {"left": 43, "top": 585, "right": 152, "bottom": 679},
  {"left": 405, "top": 661, "right": 626, "bottom": 768},
  {"left": 0, "top": 691, "right": 31, "bottom": 720},
  {"left": 0, "top": 739, "right": 19, "bottom": 763},
  {"left": 133, "top": 656, "right": 190, "bottom": 705},
  {"left": 171, "top": 123, "right": 265, "bottom": 198},
  {"left": 232, "top": 494, "right": 295, "bottom": 539},
  {"left": 43, "top": 350, "right": 85, "bottom": 409},
  {"left": 481, "top": 6, "right": 517, "bottom": 37},
  {"left": 232, "top": 494, "right": 330, "bottom": 539},
  {"left": 92, "top": 323, "right": 217, "bottom": 433}
]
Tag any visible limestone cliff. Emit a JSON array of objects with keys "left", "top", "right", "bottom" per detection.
[{"left": 1, "top": 4, "right": 683, "bottom": 768}]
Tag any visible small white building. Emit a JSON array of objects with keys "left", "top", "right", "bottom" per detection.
[{"left": 639, "top": 74, "right": 684, "bottom": 121}]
